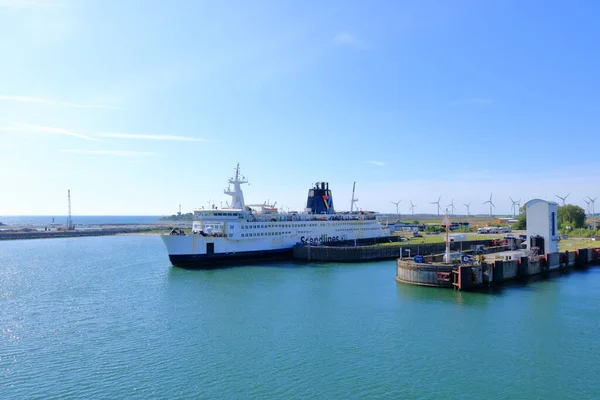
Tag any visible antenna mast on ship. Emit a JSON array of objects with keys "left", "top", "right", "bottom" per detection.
[
  {"left": 350, "top": 182, "right": 358, "bottom": 212},
  {"left": 224, "top": 163, "right": 249, "bottom": 210}
]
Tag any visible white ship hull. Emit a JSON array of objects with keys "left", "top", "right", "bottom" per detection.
[{"left": 162, "top": 219, "right": 388, "bottom": 267}]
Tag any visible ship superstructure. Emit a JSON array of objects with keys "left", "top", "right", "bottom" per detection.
[{"left": 161, "top": 164, "right": 389, "bottom": 267}]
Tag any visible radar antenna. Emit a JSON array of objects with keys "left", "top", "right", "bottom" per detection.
[{"left": 224, "top": 163, "right": 249, "bottom": 210}]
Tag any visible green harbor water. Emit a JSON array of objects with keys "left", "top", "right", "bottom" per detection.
[{"left": 1, "top": 235, "right": 599, "bottom": 399}]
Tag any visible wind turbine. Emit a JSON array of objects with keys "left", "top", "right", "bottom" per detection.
[
  {"left": 555, "top": 193, "right": 570, "bottom": 206},
  {"left": 447, "top": 198, "right": 455, "bottom": 216},
  {"left": 430, "top": 196, "right": 442, "bottom": 216},
  {"left": 509, "top": 197, "right": 519, "bottom": 217},
  {"left": 409, "top": 201, "right": 417, "bottom": 215},
  {"left": 483, "top": 193, "right": 495, "bottom": 217},
  {"left": 584, "top": 198, "right": 590, "bottom": 218},
  {"left": 589, "top": 197, "right": 597, "bottom": 229},
  {"left": 463, "top": 202, "right": 471, "bottom": 217},
  {"left": 391, "top": 200, "right": 401, "bottom": 220}
]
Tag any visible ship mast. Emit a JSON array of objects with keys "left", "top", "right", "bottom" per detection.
[
  {"left": 350, "top": 182, "right": 358, "bottom": 212},
  {"left": 224, "top": 163, "right": 248, "bottom": 210}
]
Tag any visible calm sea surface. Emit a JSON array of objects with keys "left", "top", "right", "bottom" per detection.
[{"left": 1, "top": 235, "right": 599, "bottom": 399}]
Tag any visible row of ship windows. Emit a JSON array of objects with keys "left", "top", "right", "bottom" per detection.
[
  {"left": 241, "top": 222, "right": 365, "bottom": 229},
  {"left": 236, "top": 226, "right": 379, "bottom": 234},
  {"left": 242, "top": 224, "right": 316, "bottom": 229},
  {"left": 206, "top": 212, "right": 239, "bottom": 216},
  {"left": 242, "top": 232, "right": 291, "bottom": 237},
  {"left": 337, "top": 227, "right": 379, "bottom": 231}
]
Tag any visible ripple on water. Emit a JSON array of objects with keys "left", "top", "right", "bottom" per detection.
[{"left": 1, "top": 237, "right": 600, "bottom": 399}]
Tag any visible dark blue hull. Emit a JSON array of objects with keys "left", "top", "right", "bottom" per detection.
[{"left": 168, "top": 248, "right": 293, "bottom": 269}]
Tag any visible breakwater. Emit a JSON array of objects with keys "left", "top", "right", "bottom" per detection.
[
  {"left": 0, "top": 227, "right": 169, "bottom": 241},
  {"left": 293, "top": 239, "right": 495, "bottom": 262},
  {"left": 396, "top": 247, "right": 600, "bottom": 290}
]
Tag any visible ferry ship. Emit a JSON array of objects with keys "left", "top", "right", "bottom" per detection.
[{"left": 161, "top": 164, "right": 389, "bottom": 267}]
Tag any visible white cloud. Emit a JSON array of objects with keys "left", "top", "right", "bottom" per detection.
[
  {"left": 367, "top": 160, "right": 385, "bottom": 167},
  {"left": 333, "top": 32, "right": 365, "bottom": 48},
  {"left": 97, "top": 132, "right": 206, "bottom": 142},
  {"left": 0, "top": 95, "right": 113, "bottom": 109},
  {"left": 0, "top": 123, "right": 212, "bottom": 144},
  {"left": 0, "top": 123, "right": 97, "bottom": 140},
  {"left": 60, "top": 149, "right": 156, "bottom": 157}
]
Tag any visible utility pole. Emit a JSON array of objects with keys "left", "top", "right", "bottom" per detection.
[
  {"left": 67, "top": 189, "right": 73, "bottom": 230},
  {"left": 443, "top": 210, "right": 450, "bottom": 264}
]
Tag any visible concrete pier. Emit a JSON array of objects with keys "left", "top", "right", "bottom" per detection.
[
  {"left": 0, "top": 226, "right": 170, "bottom": 241},
  {"left": 396, "top": 248, "right": 600, "bottom": 291},
  {"left": 395, "top": 262, "right": 455, "bottom": 288},
  {"left": 293, "top": 239, "right": 494, "bottom": 262}
]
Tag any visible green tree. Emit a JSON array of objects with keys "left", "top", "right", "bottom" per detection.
[
  {"left": 558, "top": 204, "right": 586, "bottom": 229},
  {"left": 424, "top": 225, "right": 440, "bottom": 234},
  {"left": 512, "top": 207, "right": 526, "bottom": 230},
  {"left": 160, "top": 212, "right": 194, "bottom": 221},
  {"left": 511, "top": 204, "right": 586, "bottom": 231}
]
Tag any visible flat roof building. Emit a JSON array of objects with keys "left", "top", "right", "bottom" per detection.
[{"left": 525, "top": 199, "right": 559, "bottom": 255}]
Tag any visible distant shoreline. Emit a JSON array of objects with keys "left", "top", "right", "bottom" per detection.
[
  {"left": 0, "top": 223, "right": 177, "bottom": 241},
  {"left": 0, "top": 215, "right": 169, "bottom": 227}
]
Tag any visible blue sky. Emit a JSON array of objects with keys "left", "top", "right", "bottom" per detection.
[{"left": 0, "top": 0, "right": 598, "bottom": 216}]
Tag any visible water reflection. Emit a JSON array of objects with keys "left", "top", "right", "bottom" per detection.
[
  {"left": 395, "top": 282, "right": 488, "bottom": 306},
  {"left": 166, "top": 259, "right": 320, "bottom": 273},
  {"left": 394, "top": 268, "right": 595, "bottom": 304}
]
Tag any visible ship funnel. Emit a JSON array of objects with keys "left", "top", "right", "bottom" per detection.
[{"left": 306, "top": 182, "right": 335, "bottom": 214}]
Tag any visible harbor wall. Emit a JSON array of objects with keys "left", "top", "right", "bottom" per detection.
[
  {"left": 395, "top": 262, "right": 454, "bottom": 288},
  {"left": 293, "top": 239, "right": 494, "bottom": 262},
  {"left": 396, "top": 247, "right": 600, "bottom": 290},
  {"left": 0, "top": 228, "right": 158, "bottom": 241},
  {"left": 547, "top": 252, "right": 560, "bottom": 271},
  {"left": 492, "top": 260, "right": 519, "bottom": 282}
]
